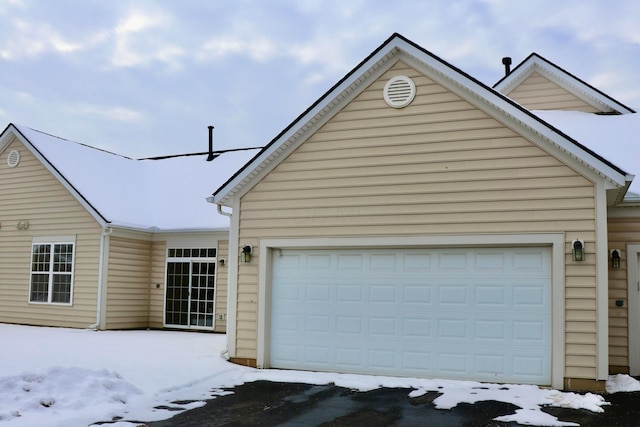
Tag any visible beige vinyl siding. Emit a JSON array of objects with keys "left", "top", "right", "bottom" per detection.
[
  {"left": 0, "top": 136, "right": 102, "bottom": 328},
  {"left": 235, "top": 61, "right": 599, "bottom": 379},
  {"left": 148, "top": 240, "right": 167, "bottom": 329},
  {"left": 607, "top": 216, "right": 640, "bottom": 371},
  {"left": 506, "top": 71, "right": 600, "bottom": 112},
  {"left": 214, "top": 240, "right": 229, "bottom": 332},
  {"left": 104, "top": 236, "right": 152, "bottom": 329}
]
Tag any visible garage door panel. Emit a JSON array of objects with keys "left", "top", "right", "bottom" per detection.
[{"left": 270, "top": 247, "right": 551, "bottom": 384}]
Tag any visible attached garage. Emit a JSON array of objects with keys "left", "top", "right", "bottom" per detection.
[
  {"left": 268, "top": 246, "right": 552, "bottom": 385},
  {"left": 213, "top": 33, "right": 628, "bottom": 391}
]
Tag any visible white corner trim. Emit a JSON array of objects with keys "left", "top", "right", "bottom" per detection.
[
  {"left": 256, "top": 233, "right": 565, "bottom": 389},
  {"left": 628, "top": 244, "right": 640, "bottom": 375},
  {"left": 225, "top": 198, "right": 241, "bottom": 358},
  {"left": 596, "top": 182, "right": 610, "bottom": 380}
]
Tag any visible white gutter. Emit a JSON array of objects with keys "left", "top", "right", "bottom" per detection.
[
  {"left": 88, "top": 225, "right": 112, "bottom": 329},
  {"left": 217, "top": 203, "right": 233, "bottom": 217}
]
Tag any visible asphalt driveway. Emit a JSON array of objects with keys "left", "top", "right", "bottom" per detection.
[{"left": 140, "top": 381, "right": 640, "bottom": 427}]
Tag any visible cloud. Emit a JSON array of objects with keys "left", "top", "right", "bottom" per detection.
[
  {"left": 200, "top": 35, "right": 277, "bottom": 62},
  {"left": 0, "top": 19, "right": 84, "bottom": 59},
  {"left": 110, "top": 7, "right": 185, "bottom": 69},
  {"left": 75, "top": 104, "right": 144, "bottom": 123}
]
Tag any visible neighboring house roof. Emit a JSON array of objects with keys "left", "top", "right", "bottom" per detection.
[
  {"left": 534, "top": 110, "right": 640, "bottom": 195},
  {"left": 493, "top": 53, "right": 636, "bottom": 115},
  {"left": 0, "top": 123, "right": 261, "bottom": 231},
  {"left": 211, "top": 33, "right": 634, "bottom": 206}
]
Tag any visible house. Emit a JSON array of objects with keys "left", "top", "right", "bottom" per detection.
[
  {"left": 210, "top": 33, "right": 640, "bottom": 391},
  {"left": 0, "top": 123, "right": 260, "bottom": 332}
]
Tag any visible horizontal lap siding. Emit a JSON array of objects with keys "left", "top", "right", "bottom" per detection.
[
  {"left": 105, "top": 237, "right": 151, "bottom": 329},
  {"left": 215, "top": 240, "right": 229, "bottom": 332},
  {"left": 235, "top": 62, "right": 598, "bottom": 379},
  {"left": 148, "top": 240, "right": 166, "bottom": 329},
  {"left": 507, "top": 72, "right": 599, "bottom": 112},
  {"left": 607, "top": 217, "right": 640, "bottom": 370},
  {"left": 0, "top": 136, "right": 102, "bottom": 328}
]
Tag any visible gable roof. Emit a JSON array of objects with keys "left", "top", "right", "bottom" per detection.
[
  {"left": 0, "top": 123, "right": 261, "bottom": 231},
  {"left": 534, "top": 110, "right": 640, "bottom": 195},
  {"left": 211, "top": 33, "right": 633, "bottom": 207},
  {"left": 493, "top": 53, "right": 636, "bottom": 115}
]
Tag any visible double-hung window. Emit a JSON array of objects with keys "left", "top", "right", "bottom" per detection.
[{"left": 30, "top": 242, "right": 75, "bottom": 304}]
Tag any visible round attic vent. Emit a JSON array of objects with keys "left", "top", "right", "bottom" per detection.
[
  {"left": 383, "top": 75, "right": 416, "bottom": 108},
  {"left": 7, "top": 149, "right": 20, "bottom": 168}
]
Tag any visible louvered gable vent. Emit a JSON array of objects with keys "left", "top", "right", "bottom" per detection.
[
  {"left": 383, "top": 75, "right": 416, "bottom": 108},
  {"left": 7, "top": 149, "right": 20, "bottom": 167}
]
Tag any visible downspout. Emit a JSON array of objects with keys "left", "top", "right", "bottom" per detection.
[
  {"left": 215, "top": 202, "right": 233, "bottom": 360},
  {"left": 89, "top": 225, "right": 112, "bottom": 329}
]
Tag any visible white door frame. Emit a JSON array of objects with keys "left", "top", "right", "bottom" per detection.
[
  {"left": 257, "top": 233, "right": 565, "bottom": 389},
  {"left": 627, "top": 244, "right": 640, "bottom": 375}
]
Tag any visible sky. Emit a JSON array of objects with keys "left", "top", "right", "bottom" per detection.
[
  {"left": 1, "top": 0, "right": 639, "bottom": 158},
  {"left": 0, "top": 323, "right": 626, "bottom": 427}
]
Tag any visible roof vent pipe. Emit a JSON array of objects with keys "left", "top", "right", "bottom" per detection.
[
  {"left": 207, "top": 125, "right": 215, "bottom": 161},
  {"left": 502, "top": 57, "right": 512, "bottom": 76}
]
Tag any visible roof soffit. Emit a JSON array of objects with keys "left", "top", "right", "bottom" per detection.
[
  {"left": 494, "top": 55, "right": 635, "bottom": 114},
  {"left": 213, "top": 45, "right": 404, "bottom": 206},
  {"left": 213, "top": 35, "right": 630, "bottom": 205},
  {"left": 0, "top": 124, "right": 17, "bottom": 155},
  {"left": 3, "top": 124, "right": 109, "bottom": 226},
  {"left": 397, "top": 53, "right": 629, "bottom": 192}
]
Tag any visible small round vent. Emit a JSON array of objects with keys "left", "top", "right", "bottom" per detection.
[
  {"left": 7, "top": 149, "right": 20, "bottom": 168},
  {"left": 383, "top": 75, "right": 416, "bottom": 108}
]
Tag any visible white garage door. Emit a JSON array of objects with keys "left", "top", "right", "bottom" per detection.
[{"left": 269, "top": 247, "right": 552, "bottom": 385}]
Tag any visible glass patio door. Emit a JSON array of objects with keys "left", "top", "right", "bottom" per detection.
[{"left": 165, "top": 250, "right": 216, "bottom": 329}]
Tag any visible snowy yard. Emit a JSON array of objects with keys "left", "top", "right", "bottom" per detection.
[{"left": 0, "top": 324, "right": 638, "bottom": 427}]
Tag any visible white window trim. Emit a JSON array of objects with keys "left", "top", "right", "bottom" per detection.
[
  {"left": 28, "top": 240, "right": 75, "bottom": 305},
  {"left": 162, "top": 246, "right": 218, "bottom": 330},
  {"left": 257, "top": 233, "right": 565, "bottom": 390}
]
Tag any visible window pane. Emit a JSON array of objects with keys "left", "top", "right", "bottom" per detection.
[
  {"left": 52, "top": 274, "right": 72, "bottom": 303},
  {"left": 30, "top": 274, "right": 49, "bottom": 302},
  {"left": 32, "top": 244, "right": 51, "bottom": 272},
  {"left": 53, "top": 244, "right": 73, "bottom": 273}
]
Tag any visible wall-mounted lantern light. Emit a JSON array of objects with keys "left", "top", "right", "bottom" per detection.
[
  {"left": 218, "top": 258, "right": 226, "bottom": 266},
  {"left": 611, "top": 249, "right": 621, "bottom": 269},
  {"left": 572, "top": 239, "right": 585, "bottom": 262},
  {"left": 241, "top": 245, "right": 252, "bottom": 263}
]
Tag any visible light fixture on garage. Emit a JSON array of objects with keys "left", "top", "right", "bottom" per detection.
[
  {"left": 241, "top": 245, "right": 252, "bottom": 263},
  {"left": 572, "top": 239, "right": 585, "bottom": 262},
  {"left": 611, "top": 249, "right": 621, "bottom": 269}
]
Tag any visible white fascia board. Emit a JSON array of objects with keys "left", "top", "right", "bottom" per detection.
[
  {"left": 495, "top": 55, "right": 635, "bottom": 115},
  {"left": 0, "top": 125, "right": 14, "bottom": 155},
  {"left": 397, "top": 49, "right": 630, "bottom": 189},
  {"left": 212, "top": 40, "right": 405, "bottom": 206},
  {"left": 8, "top": 125, "right": 109, "bottom": 227},
  {"left": 411, "top": 45, "right": 621, "bottom": 187},
  {"left": 213, "top": 37, "right": 629, "bottom": 205}
]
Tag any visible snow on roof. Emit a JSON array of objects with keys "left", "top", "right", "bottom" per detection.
[
  {"left": 533, "top": 110, "right": 640, "bottom": 194},
  {"left": 14, "top": 125, "right": 260, "bottom": 231}
]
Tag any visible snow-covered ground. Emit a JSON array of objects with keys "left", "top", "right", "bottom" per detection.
[{"left": 0, "top": 324, "right": 637, "bottom": 427}]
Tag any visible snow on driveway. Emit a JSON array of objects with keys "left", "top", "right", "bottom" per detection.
[{"left": 0, "top": 324, "right": 634, "bottom": 427}]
